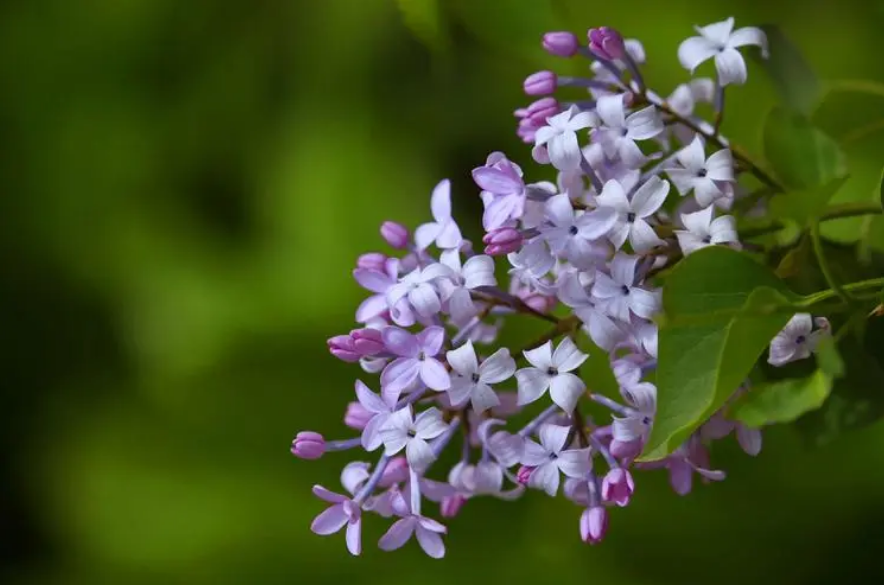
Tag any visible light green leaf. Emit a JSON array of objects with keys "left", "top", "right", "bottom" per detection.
[
  {"left": 755, "top": 25, "right": 820, "bottom": 115},
  {"left": 732, "top": 370, "right": 833, "bottom": 428},
  {"left": 814, "top": 336, "right": 845, "bottom": 378},
  {"left": 763, "top": 107, "right": 848, "bottom": 190},
  {"left": 641, "top": 247, "right": 799, "bottom": 460},
  {"left": 769, "top": 176, "right": 850, "bottom": 226},
  {"left": 395, "top": 0, "right": 448, "bottom": 51}
]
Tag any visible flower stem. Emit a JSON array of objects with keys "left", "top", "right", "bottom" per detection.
[{"left": 811, "top": 220, "right": 852, "bottom": 305}]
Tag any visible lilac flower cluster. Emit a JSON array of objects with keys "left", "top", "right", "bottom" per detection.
[{"left": 294, "top": 17, "right": 828, "bottom": 558}]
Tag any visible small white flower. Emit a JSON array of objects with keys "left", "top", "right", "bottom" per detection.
[
  {"left": 515, "top": 337, "right": 588, "bottom": 412},
  {"left": 595, "top": 176, "right": 669, "bottom": 253},
  {"left": 431, "top": 249, "right": 497, "bottom": 324},
  {"left": 414, "top": 179, "right": 463, "bottom": 250},
  {"left": 539, "top": 194, "right": 617, "bottom": 269},
  {"left": 667, "top": 136, "right": 734, "bottom": 207},
  {"left": 534, "top": 105, "right": 597, "bottom": 171},
  {"left": 508, "top": 238, "right": 556, "bottom": 286},
  {"left": 592, "top": 253, "right": 661, "bottom": 322},
  {"left": 521, "top": 424, "right": 592, "bottom": 496},
  {"left": 678, "top": 17, "right": 768, "bottom": 86},
  {"left": 675, "top": 205, "right": 738, "bottom": 255},
  {"left": 379, "top": 406, "right": 449, "bottom": 472},
  {"left": 354, "top": 380, "right": 395, "bottom": 451},
  {"left": 387, "top": 265, "right": 449, "bottom": 322},
  {"left": 612, "top": 382, "right": 657, "bottom": 443},
  {"left": 556, "top": 271, "right": 626, "bottom": 351},
  {"left": 768, "top": 313, "right": 829, "bottom": 367},
  {"left": 593, "top": 94, "right": 663, "bottom": 168},
  {"left": 445, "top": 340, "right": 516, "bottom": 413}
]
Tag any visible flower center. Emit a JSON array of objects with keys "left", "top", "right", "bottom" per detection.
[
  {"left": 471, "top": 372, "right": 481, "bottom": 383},
  {"left": 702, "top": 235, "right": 712, "bottom": 244},
  {"left": 697, "top": 168, "right": 708, "bottom": 178},
  {"left": 626, "top": 212, "right": 636, "bottom": 223},
  {"left": 569, "top": 225, "right": 579, "bottom": 236},
  {"left": 642, "top": 416, "right": 652, "bottom": 425},
  {"left": 546, "top": 366, "right": 559, "bottom": 376},
  {"left": 620, "top": 285, "right": 631, "bottom": 296},
  {"left": 795, "top": 335, "right": 807, "bottom": 344}
]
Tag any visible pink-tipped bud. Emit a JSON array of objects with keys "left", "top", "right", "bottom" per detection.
[
  {"left": 328, "top": 335, "right": 360, "bottom": 362},
  {"left": 601, "top": 468, "right": 635, "bottom": 507},
  {"left": 483, "top": 227, "right": 523, "bottom": 256},
  {"left": 580, "top": 506, "right": 608, "bottom": 544},
  {"left": 351, "top": 328, "right": 385, "bottom": 356},
  {"left": 379, "top": 456, "right": 410, "bottom": 487},
  {"left": 440, "top": 494, "right": 467, "bottom": 518},
  {"left": 588, "top": 27, "right": 625, "bottom": 61},
  {"left": 291, "top": 431, "right": 326, "bottom": 460},
  {"left": 357, "top": 252, "right": 387, "bottom": 272},
  {"left": 516, "top": 466, "right": 534, "bottom": 485},
  {"left": 380, "top": 221, "right": 409, "bottom": 249},
  {"left": 526, "top": 97, "right": 559, "bottom": 124},
  {"left": 543, "top": 31, "right": 579, "bottom": 57},
  {"left": 344, "top": 401, "right": 373, "bottom": 430},
  {"left": 523, "top": 71, "right": 558, "bottom": 96}
]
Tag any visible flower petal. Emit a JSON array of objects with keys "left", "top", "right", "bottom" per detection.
[
  {"left": 625, "top": 106, "right": 663, "bottom": 140},
  {"left": 472, "top": 166, "right": 523, "bottom": 195},
  {"left": 596, "top": 94, "right": 626, "bottom": 128},
  {"left": 463, "top": 255, "right": 497, "bottom": 289},
  {"left": 436, "top": 220, "right": 463, "bottom": 249},
  {"left": 471, "top": 382, "right": 501, "bottom": 414},
  {"left": 380, "top": 358, "right": 421, "bottom": 402},
  {"left": 430, "top": 179, "right": 452, "bottom": 221},
  {"left": 548, "top": 131, "right": 583, "bottom": 171},
  {"left": 355, "top": 380, "right": 391, "bottom": 413},
  {"left": 529, "top": 461, "right": 561, "bottom": 497},
  {"left": 714, "top": 49, "right": 747, "bottom": 86},
  {"left": 414, "top": 222, "right": 441, "bottom": 251},
  {"left": 478, "top": 347, "right": 517, "bottom": 384},
  {"left": 631, "top": 175, "right": 670, "bottom": 218},
  {"left": 556, "top": 447, "right": 592, "bottom": 478},
  {"left": 549, "top": 373, "right": 586, "bottom": 413},
  {"left": 677, "top": 36, "right": 718, "bottom": 72},
  {"left": 346, "top": 517, "right": 362, "bottom": 556},
  {"left": 728, "top": 26, "right": 768, "bottom": 56},
  {"left": 523, "top": 340, "right": 553, "bottom": 369},
  {"left": 378, "top": 517, "right": 416, "bottom": 551},
  {"left": 417, "top": 326, "right": 446, "bottom": 356},
  {"left": 446, "top": 340, "right": 478, "bottom": 376},
  {"left": 705, "top": 148, "right": 734, "bottom": 181},
  {"left": 629, "top": 219, "right": 664, "bottom": 253},
  {"left": 311, "top": 504, "right": 348, "bottom": 535},
  {"left": 414, "top": 407, "right": 449, "bottom": 439},
  {"left": 420, "top": 358, "right": 451, "bottom": 391},
  {"left": 629, "top": 287, "right": 662, "bottom": 320},
  {"left": 515, "top": 367, "right": 550, "bottom": 405},
  {"left": 552, "top": 337, "right": 588, "bottom": 372},
  {"left": 406, "top": 437, "right": 437, "bottom": 472},
  {"left": 383, "top": 327, "right": 419, "bottom": 357},
  {"left": 415, "top": 525, "right": 446, "bottom": 559},
  {"left": 312, "top": 485, "right": 347, "bottom": 504}
]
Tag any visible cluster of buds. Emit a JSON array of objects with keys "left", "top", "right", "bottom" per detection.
[{"left": 294, "top": 17, "right": 830, "bottom": 558}]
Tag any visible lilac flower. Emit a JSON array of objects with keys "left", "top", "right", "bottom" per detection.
[
  {"left": 543, "top": 31, "right": 579, "bottom": 57},
  {"left": 378, "top": 510, "right": 447, "bottom": 559},
  {"left": 701, "top": 412, "right": 762, "bottom": 456},
  {"left": 473, "top": 152, "right": 527, "bottom": 230},
  {"left": 595, "top": 176, "right": 669, "bottom": 252},
  {"left": 353, "top": 259, "right": 413, "bottom": 325},
  {"left": 580, "top": 506, "right": 608, "bottom": 544},
  {"left": 593, "top": 94, "right": 663, "bottom": 167},
  {"left": 434, "top": 250, "right": 496, "bottom": 324},
  {"left": 588, "top": 27, "right": 626, "bottom": 61},
  {"left": 663, "top": 438, "right": 726, "bottom": 495},
  {"left": 593, "top": 253, "right": 661, "bottom": 322},
  {"left": 483, "top": 227, "right": 523, "bottom": 256},
  {"left": 415, "top": 179, "right": 463, "bottom": 250},
  {"left": 534, "top": 105, "right": 597, "bottom": 171},
  {"left": 448, "top": 460, "right": 524, "bottom": 500},
  {"left": 539, "top": 194, "right": 618, "bottom": 268},
  {"left": 446, "top": 340, "right": 516, "bottom": 413},
  {"left": 515, "top": 338, "right": 588, "bottom": 413},
  {"left": 508, "top": 238, "right": 556, "bottom": 287},
  {"left": 556, "top": 271, "right": 626, "bottom": 351},
  {"left": 768, "top": 313, "right": 828, "bottom": 366},
  {"left": 380, "top": 221, "right": 409, "bottom": 249},
  {"left": 386, "top": 265, "right": 449, "bottom": 323},
  {"left": 667, "top": 136, "right": 735, "bottom": 207},
  {"left": 379, "top": 406, "right": 449, "bottom": 472},
  {"left": 292, "top": 432, "right": 326, "bottom": 460},
  {"left": 611, "top": 381, "right": 657, "bottom": 444},
  {"left": 678, "top": 17, "right": 768, "bottom": 86},
  {"left": 601, "top": 468, "right": 635, "bottom": 506},
  {"left": 521, "top": 424, "right": 592, "bottom": 496},
  {"left": 310, "top": 485, "right": 363, "bottom": 556},
  {"left": 380, "top": 326, "right": 450, "bottom": 402},
  {"left": 353, "top": 380, "right": 395, "bottom": 451},
  {"left": 675, "top": 205, "right": 738, "bottom": 255}
]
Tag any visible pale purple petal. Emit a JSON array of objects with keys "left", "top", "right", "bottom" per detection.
[
  {"left": 406, "top": 437, "right": 437, "bottom": 471},
  {"left": 414, "top": 407, "right": 448, "bottom": 439},
  {"left": 463, "top": 255, "right": 497, "bottom": 289},
  {"left": 682, "top": 205, "right": 714, "bottom": 233},
  {"left": 311, "top": 504, "right": 348, "bottom": 535},
  {"left": 529, "top": 461, "right": 561, "bottom": 496},
  {"left": 430, "top": 179, "right": 452, "bottom": 221},
  {"left": 353, "top": 269, "right": 394, "bottom": 293},
  {"left": 629, "top": 220, "right": 664, "bottom": 253},
  {"left": 523, "top": 340, "right": 553, "bottom": 369},
  {"left": 586, "top": 311, "right": 626, "bottom": 351},
  {"left": 715, "top": 48, "right": 748, "bottom": 86},
  {"left": 446, "top": 377, "right": 473, "bottom": 407},
  {"left": 736, "top": 425, "right": 762, "bottom": 456},
  {"left": 629, "top": 287, "right": 661, "bottom": 319},
  {"left": 446, "top": 340, "right": 478, "bottom": 376},
  {"left": 478, "top": 348, "right": 516, "bottom": 383},
  {"left": 669, "top": 459, "right": 693, "bottom": 495},
  {"left": 356, "top": 294, "right": 388, "bottom": 323},
  {"left": 612, "top": 415, "right": 644, "bottom": 442},
  {"left": 694, "top": 179, "right": 725, "bottom": 207},
  {"left": 548, "top": 131, "right": 583, "bottom": 171},
  {"left": 549, "top": 373, "right": 586, "bottom": 413},
  {"left": 381, "top": 358, "right": 421, "bottom": 401},
  {"left": 378, "top": 517, "right": 416, "bottom": 551},
  {"left": 539, "top": 423, "right": 571, "bottom": 453},
  {"left": 705, "top": 149, "right": 734, "bottom": 181},
  {"left": 516, "top": 368, "right": 550, "bottom": 405},
  {"left": 415, "top": 525, "right": 445, "bottom": 559},
  {"left": 552, "top": 337, "right": 588, "bottom": 372},
  {"left": 728, "top": 26, "right": 768, "bottom": 56},
  {"left": 596, "top": 181, "right": 630, "bottom": 213},
  {"left": 556, "top": 448, "right": 592, "bottom": 478},
  {"left": 596, "top": 94, "right": 626, "bottom": 128},
  {"left": 346, "top": 518, "right": 362, "bottom": 555},
  {"left": 610, "top": 253, "right": 638, "bottom": 286},
  {"left": 567, "top": 110, "right": 597, "bottom": 131},
  {"left": 577, "top": 206, "right": 618, "bottom": 240},
  {"left": 631, "top": 176, "right": 670, "bottom": 218},
  {"left": 355, "top": 380, "right": 391, "bottom": 414},
  {"left": 666, "top": 169, "right": 697, "bottom": 196},
  {"left": 677, "top": 135, "right": 706, "bottom": 171},
  {"left": 361, "top": 414, "right": 387, "bottom": 451},
  {"left": 678, "top": 36, "right": 718, "bottom": 72},
  {"left": 472, "top": 167, "right": 523, "bottom": 195},
  {"left": 312, "top": 485, "right": 347, "bottom": 504},
  {"left": 383, "top": 328, "right": 419, "bottom": 357},
  {"left": 625, "top": 106, "right": 663, "bottom": 140},
  {"left": 471, "top": 382, "right": 501, "bottom": 414},
  {"left": 710, "top": 215, "right": 738, "bottom": 244},
  {"left": 521, "top": 438, "right": 551, "bottom": 467},
  {"left": 420, "top": 358, "right": 451, "bottom": 391},
  {"left": 698, "top": 17, "right": 734, "bottom": 44},
  {"left": 436, "top": 220, "right": 463, "bottom": 249},
  {"left": 414, "top": 222, "right": 441, "bottom": 251},
  {"left": 592, "top": 271, "right": 624, "bottom": 299},
  {"left": 417, "top": 326, "right": 446, "bottom": 356}
]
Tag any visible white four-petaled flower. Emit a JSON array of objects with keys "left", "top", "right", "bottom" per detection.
[
  {"left": 667, "top": 136, "right": 734, "bottom": 207},
  {"left": 593, "top": 94, "right": 663, "bottom": 167},
  {"left": 414, "top": 179, "right": 463, "bottom": 250},
  {"left": 592, "top": 253, "right": 661, "bottom": 322},
  {"left": 768, "top": 313, "right": 829, "bottom": 366},
  {"left": 678, "top": 17, "right": 768, "bottom": 86},
  {"left": 379, "top": 406, "right": 449, "bottom": 472},
  {"left": 521, "top": 423, "right": 592, "bottom": 496},
  {"left": 596, "top": 176, "right": 669, "bottom": 253},
  {"left": 515, "top": 337, "right": 588, "bottom": 412},
  {"left": 675, "top": 205, "right": 738, "bottom": 256},
  {"left": 540, "top": 193, "right": 617, "bottom": 268},
  {"left": 446, "top": 340, "right": 516, "bottom": 413},
  {"left": 534, "top": 105, "right": 597, "bottom": 171}
]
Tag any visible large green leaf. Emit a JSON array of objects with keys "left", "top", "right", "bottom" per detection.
[
  {"left": 754, "top": 25, "right": 821, "bottom": 115},
  {"left": 732, "top": 369, "right": 833, "bottom": 428},
  {"left": 763, "top": 107, "right": 847, "bottom": 190},
  {"left": 641, "top": 247, "right": 799, "bottom": 460}
]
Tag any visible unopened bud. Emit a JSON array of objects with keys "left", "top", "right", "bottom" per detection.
[
  {"left": 588, "top": 27, "right": 626, "bottom": 61},
  {"left": 356, "top": 252, "right": 387, "bottom": 272},
  {"left": 524, "top": 71, "right": 558, "bottom": 96},
  {"left": 542, "top": 31, "right": 579, "bottom": 57},
  {"left": 291, "top": 431, "right": 326, "bottom": 460},
  {"left": 380, "top": 221, "right": 409, "bottom": 249},
  {"left": 580, "top": 506, "right": 608, "bottom": 544},
  {"left": 483, "top": 227, "right": 523, "bottom": 256}
]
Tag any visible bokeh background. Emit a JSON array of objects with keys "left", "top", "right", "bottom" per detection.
[{"left": 3, "top": 0, "right": 884, "bottom": 583}]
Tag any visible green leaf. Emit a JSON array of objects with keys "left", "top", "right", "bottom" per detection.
[
  {"left": 755, "top": 25, "right": 821, "bottom": 115},
  {"left": 879, "top": 165, "right": 884, "bottom": 208},
  {"left": 762, "top": 106, "right": 848, "bottom": 190},
  {"left": 395, "top": 0, "right": 448, "bottom": 51},
  {"left": 769, "top": 176, "right": 850, "bottom": 226},
  {"left": 732, "top": 370, "right": 833, "bottom": 427},
  {"left": 641, "top": 247, "right": 799, "bottom": 460},
  {"left": 814, "top": 336, "right": 846, "bottom": 378}
]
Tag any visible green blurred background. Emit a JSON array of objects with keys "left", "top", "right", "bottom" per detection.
[{"left": 3, "top": 0, "right": 884, "bottom": 583}]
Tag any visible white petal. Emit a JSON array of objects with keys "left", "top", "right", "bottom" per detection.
[
  {"left": 478, "top": 348, "right": 517, "bottom": 383},
  {"left": 667, "top": 169, "right": 698, "bottom": 196},
  {"left": 679, "top": 136, "right": 707, "bottom": 171},
  {"left": 523, "top": 340, "right": 553, "bottom": 369},
  {"left": 488, "top": 431, "right": 525, "bottom": 467},
  {"left": 714, "top": 49, "right": 747, "bottom": 86},
  {"left": 681, "top": 205, "right": 714, "bottom": 233},
  {"left": 705, "top": 149, "right": 734, "bottom": 181},
  {"left": 552, "top": 337, "right": 588, "bottom": 372},
  {"left": 557, "top": 272, "right": 592, "bottom": 308},
  {"left": 607, "top": 222, "right": 629, "bottom": 250},
  {"left": 567, "top": 110, "right": 598, "bottom": 131},
  {"left": 710, "top": 215, "right": 738, "bottom": 244},
  {"left": 515, "top": 367, "right": 550, "bottom": 405},
  {"left": 446, "top": 377, "right": 474, "bottom": 407},
  {"left": 361, "top": 414, "right": 387, "bottom": 451},
  {"left": 414, "top": 407, "right": 448, "bottom": 439},
  {"left": 586, "top": 311, "right": 626, "bottom": 351},
  {"left": 667, "top": 83, "right": 695, "bottom": 117},
  {"left": 677, "top": 36, "right": 719, "bottom": 72},
  {"left": 728, "top": 26, "right": 768, "bottom": 56},
  {"left": 596, "top": 94, "right": 626, "bottom": 129},
  {"left": 356, "top": 380, "right": 391, "bottom": 414},
  {"left": 414, "top": 222, "right": 441, "bottom": 251},
  {"left": 610, "top": 253, "right": 638, "bottom": 286},
  {"left": 430, "top": 179, "right": 452, "bottom": 221},
  {"left": 625, "top": 106, "right": 663, "bottom": 140},
  {"left": 470, "top": 382, "right": 501, "bottom": 414},
  {"left": 548, "top": 131, "right": 583, "bottom": 171},
  {"left": 694, "top": 178, "right": 725, "bottom": 208},
  {"left": 577, "top": 206, "right": 618, "bottom": 240},
  {"left": 529, "top": 462, "right": 561, "bottom": 497},
  {"left": 629, "top": 219, "right": 664, "bottom": 253},
  {"left": 619, "top": 139, "right": 649, "bottom": 168},
  {"left": 698, "top": 17, "right": 734, "bottom": 45},
  {"left": 521, "top": 438, "right": 551, "bottom": 466},
  {"left": 462, "top": 255, "right": 496, "bottom": 289},
  {"left": 556, "top": 448, "right": 592, "bottom": 478},
  {"left": 435, "top": 220, "right": 463, "bottom": 249},
  {"left": 629, "top": 287, "right": 662, "bottom": 319},
  {"left": 549, "top": 373, "right": 586, "bottom": 413},
  {"left": 676, "top": 230, "right": 708, "bottom": 255},
  {"left": 545, "top": 193, "right": 576, "bottom": 227},
  {"left": 596, "top": 179, "right": 630, "bottom": 212},
  {"left": 409, "top": 283, "right": 441, "bottom": 317},
  {"left": 446, "top": 340, "right": 478, "bottom": 376},
  {"left": 631, "top": 176, "right": 670, "bottom": 218},
  {"left": 538, "top": 423, "right": 571, "bottom": 454},
  {"left": 406, "top": 438, "right": 437, "bottom": 472}
]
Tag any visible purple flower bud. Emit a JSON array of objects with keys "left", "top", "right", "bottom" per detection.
[
  {"left": 542, "top": 31, "right": 579, "bottom": 57},
  {"left": 609, "top": 438, "right": 642, "bottom": 460},
  {"left": 440, "top": 494, "right": 467, "bottom": 518},
  {"left": 523, "top": 71, "right": 558, "bottom": 96},
  {"left": 580, "top": 506, "right": 608, "bottom": 544},
  {"left": 328, "top": 335, "right": 360, "bottom": 362},
  {"left": 516, "top": 466, "right": 534, "bottom": 485},
  {"left": 379, "top": 456, "right": 410, "bottom": 487},
  {"left": 356, "top": 252, "right": 387, "bottom": 272},
  {"left": 351, "top": 328, "right": 385, "bottom": 356},
  {"left": 291, "top": 431, "right": 326, "bottom": 460},
  {"left": 344, "top": 401, "right": 373, "bottom": 430},
  {"left": 526, "top": 97, "right": 559, "bottom": 123},
  {"left": 483, "top": 227, "right": 523, "bottom": 256},
  {"left": 523, "top": 293, "right": 557, "bottom": 314},
  {"left": 601, "top": 468, "right": 635, "bottom": 507},
  {"left": 588, "top": 27, "right": 625, "bottom": 61},
  {"left": 380, "top": 221, "right": 409, "bottom": 249}
]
